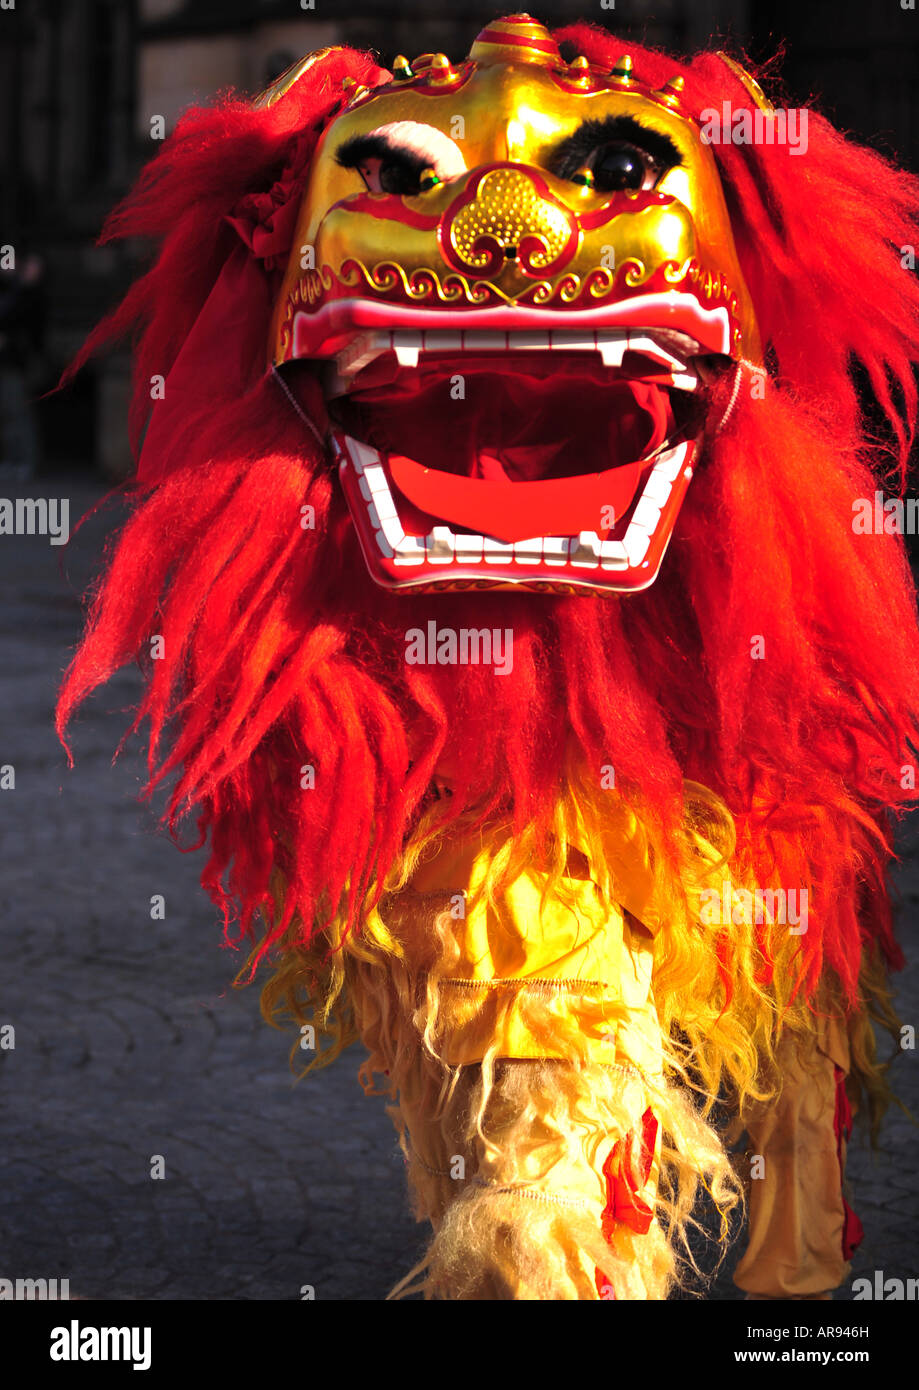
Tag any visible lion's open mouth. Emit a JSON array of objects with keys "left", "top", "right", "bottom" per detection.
[{"left": 299, "top": 313, "right": 724, "bottom": 593}]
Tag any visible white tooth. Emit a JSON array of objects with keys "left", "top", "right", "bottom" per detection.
[
  {"left": 453, "top": 533, "right": 484, "bottom": 561},
  {"left": 370, "top": 500, "right": 405, "bottom": 547},
  {"left": 597, "top": 332, "right": 627, "bottom": 368},
  {"left": 642, "top": 471, "right": 673, "bottom": 505},
  {"left": 541, "top": 537, "right": 569, "bottom": 567},
  {"left": 367, "top": 493, "right": 399, "bottom": 526},
  {"left": 599, "top": 539, "right": 628, "bottom": 569},
  {"left": 359, "top": 475, "right": 373, "bottom": 502},
  {"left": 483, "top": 538, "right": 515, "bottom": 564},
  {"left": 424, "top": 331, "right": 463, "bottom": 352},
  {"left": 362, "top": 464, "right": 389, "bottom": 496},
  {"left": 646, "top": 329, "right": 704, "bottom": 359},
  {"left": 670, "top": 369, "right": 699, "bottom": 392},
  {"left": 426, "top": 527, "right": 456, "bottom": 563},
  {"left": 337, "top": 331, "right": 391, "bottom": 377},
  {"left": 345, "top": 437, "right": 381, "bottom": 475},
  {"left": 550, "top": 330, "right": 597, "bottom": 351},
  {"left": 374, "top": 529, "right": 394, "bottom": 558},
  {"left": 569, "top": 531, "right": 601, "bottom": 569},
  {"left": 627, "top": 333, "right": 686, "bottom": 372},
  {"left": 514, "top": 538, "right": 543, "bottom": 563},
  {"left": 622, "top": 530, "right": 651, "bottom": 566},
  {"left": 631, "top": 497, "right": 662, "bottom": 531},
  {"left": 393, "top": 331, "right": 423, "bottom": 367},
  {"left": 393, "top": 536, "right": 427, "bottom": 566},
  {"left": 508, "top": 332, "right": 551, "bottom": 350},
  {"left": 463, "top": 330, "right": 506, "bottom": 351},
  {"left": 655, "top": 441, "right": 690, "bottom": 483}
]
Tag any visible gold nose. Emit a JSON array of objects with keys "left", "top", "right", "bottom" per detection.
[{"left": 443, "top": 166, "right": 578, "bottom": 276}]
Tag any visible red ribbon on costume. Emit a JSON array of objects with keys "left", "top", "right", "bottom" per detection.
[
  {"left": 601, "top": 1107, "right": 659, "bottom": 1239},
  {"left": 594, "top": 1107, "right": 659, "bottom": 1299},
  {"left": 225, "top": 134, "right": 315, "bottom": 271},
  {"left": 832, "top": 1065, "right": 864, "bottom": 1261}
]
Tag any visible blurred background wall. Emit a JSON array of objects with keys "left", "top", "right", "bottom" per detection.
[{"left": 2, "top": 0, "right": 917, "bottom": 480}]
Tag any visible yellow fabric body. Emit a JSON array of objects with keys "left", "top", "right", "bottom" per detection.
[
  {"left": 321, "top": 800, "right": 858, "bottom": 1299},
  {"left": 734, "top": 1013, "right": 853, "bottom": 1299},
  {"left": 351, "top": 823, "right": 672, "bottom": 1296},
  {"left": 403, "top": 830, "right": 663, "bottom": 1079}
]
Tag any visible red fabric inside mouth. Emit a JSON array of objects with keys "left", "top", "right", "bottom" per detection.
[
  {"left": 387, "top": 452, "right": 649, "bottom": 543},
  {"left": 335, "top": 358, "right": 675, "bottom": 542}
]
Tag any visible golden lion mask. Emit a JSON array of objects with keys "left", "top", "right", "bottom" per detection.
[{"left": 269, "top": 15, "right": 762, "bottom": 595}]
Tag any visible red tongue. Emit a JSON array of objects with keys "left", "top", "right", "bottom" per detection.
[{"left": 388, "top": 453, "right": 648, "bottom": 543}]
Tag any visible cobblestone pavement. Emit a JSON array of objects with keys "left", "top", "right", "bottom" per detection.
[{"left": 1, "top": 480, "right": 917, "bottom": 1301}]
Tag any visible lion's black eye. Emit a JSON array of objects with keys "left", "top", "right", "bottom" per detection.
[
  {"left": 593, "top": 144, "right": 648, "bottom": 193},
  {"left": 337, "top": 132, "right": 445, "bottom": 196},
  {"left": 551, "top": 116, "right": 682, "bottom": 194},
  {"left": 337, "top": 135, "right": 426, "bottom": 195},
  {"left": 336, "top": 123, "right": 466, "bottom": 196},
  {"left": 376, "top": 156, "right": 426, "bottom": 196}
]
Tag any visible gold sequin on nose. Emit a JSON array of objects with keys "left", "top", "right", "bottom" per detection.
[{"left": 449, "top": 168, "right": 574, "bottom": 272}]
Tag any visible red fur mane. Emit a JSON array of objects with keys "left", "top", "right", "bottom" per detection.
[{"left": 58, "top": 32, "right": 919, "bottom": 1008}]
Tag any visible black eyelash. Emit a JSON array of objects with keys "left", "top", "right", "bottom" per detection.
[
  {"left": 550, "top": 116, "right": 683, "bottom": 181},
  {"left": 335, "top": 133, "right": 425, "bottom": 173}
]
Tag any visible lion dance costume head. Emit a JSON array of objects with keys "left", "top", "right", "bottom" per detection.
[{"left": 59, "top": 15, "right": 919, "bottom": 1300}]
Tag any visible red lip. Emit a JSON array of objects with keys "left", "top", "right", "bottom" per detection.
[{"left": 286, "top": 286, "right": 734, "bottom": 362}]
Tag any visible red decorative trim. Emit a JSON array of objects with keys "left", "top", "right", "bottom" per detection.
[
  {"left": 832, "top": 1065, "right": 864, "bottom": 1261},
  {"left": 327, "top": 193, "right": 440, "bottom": 232},
  {"left": 474, "top": 28, "right": 559, "bottom": 56},
  {"left": 577, "top": 190, "right": 673, "bottom": 231}
]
